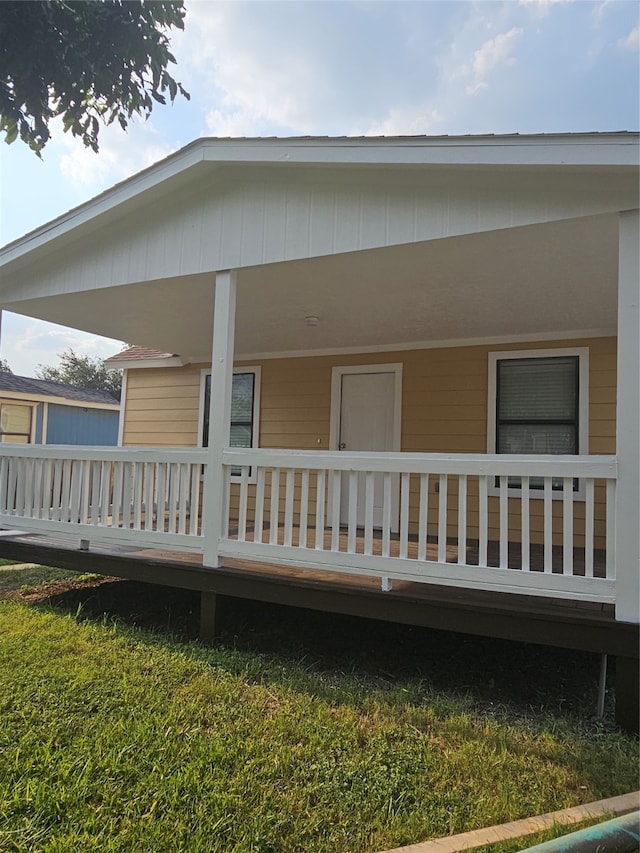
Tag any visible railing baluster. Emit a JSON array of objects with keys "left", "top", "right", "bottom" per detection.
[
  {"left": 142, "top": 463, "right": 153, "bottom": 531},
  {"left": 299, "top": 469, "right": 309, "bottom": 549},
  {"left": 90, "top": 461, "right": 101, "bottom": 524},
  {"left": 330, "top": 470, "right": 341, "bottom": 552},
  {"left": 521, "top": 475, "right": 530, "bottom": 571},
  {"left": 178, "top": 464, "right": 188, "bottom": 536},
  {"left": 155, "top": 462, "right": 166, "bottom": 532},
  {"left": 23, "top": 459, "right": 34, "bottom": 518},
  {"left": 364, "top": 471, "right": 374, "bottom": 556},
  {"left": 400, "top": 472, "right": 410, "bottom": 559},
  {"left": 382, "top": 472, "right": 392, "bottom": 558},
  {"left": 284, "top": 468, "right": 295, "bottom": 547},
  {"left": 222, "top": 463, "right": 231, "bottom": 540},
  {"left": 238, "top": 465, "right": 249, "bottom": 542},
  {"left": 543, "top": 476, "right": 553, "bottom": 572},
  {"left": 457, "top": 474, "right": 467, "bottom": 566},
  {"left": 418, "top": 472, "right": 429, "bottom": 562},
  {"left": 478, "top": 476, "right": 489, "bottom": 567},
  {"left": 167, "top": 463, "right": 178, "bottom": 534},
  {"left": 499, "top": 475, "right": 508, "bottom": 569},
  {"left": 315, "top": 469, "right": 326, "bottom": 550},
  {"left": 584, "top": 478, "right": 595, "bottom": 578},
  {"left": 437, "top": 474, "right": 447, "bottom": 564},
  {"left": 347, "top": 470, "right": 358, "bottom": 554},
  {"left": 32, "top": 458, "right": 44, "bottom": 519},
  {"left": 112, "top": 461, "right": 123, "bottom": 529},
  {"left": 133, "top": 462, "right": 143, "bottom": 530},
  {"left": 606, "top": 478, "right": 616, "bottom": 580},
  {"left": 254, "top": 466, "right": 265, "bottom": 544},
  {"left": 562, "top": 477, "right": 573, "bottom": 575},
  {"left": 189, "top": 463, "right": 201, "bottom": 537},
  {"left": 69, "top": 461, "right": 82, "bottom": 525},
  {"left": 122, "top": 462, "right": 132, "bottom": 530},
  {"left": 51, "top": 460, "right": 62, "bottom": 522},
  {"left": 269, "top": 467, "right": 280, "bottom": 545}
]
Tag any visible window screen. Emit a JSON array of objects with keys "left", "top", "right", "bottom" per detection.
[
  {"left": 496, "top": 356, "right": 579, "bottom": 488},
  {"left": 0, "top": 404, "right": 32, "bottom": 443},
  {"left": 202, "top": 372, "right": 256, "bottom": 451}
]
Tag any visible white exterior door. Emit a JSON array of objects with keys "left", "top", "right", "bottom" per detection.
[{"left": 338, "top": 371, "right": 396, "bottom": 527}]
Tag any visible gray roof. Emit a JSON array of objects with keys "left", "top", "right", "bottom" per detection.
[{"left": 0, "top": 373, "right": 119, "bottom": 405}]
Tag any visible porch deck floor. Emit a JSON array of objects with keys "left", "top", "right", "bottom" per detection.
[{"left": 0, "top": 526, "right": 616, "bottom": 629}]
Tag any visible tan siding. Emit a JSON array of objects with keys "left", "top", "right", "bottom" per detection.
[{"left": 122, "top": 366, "right": 203, "bottom": 447}]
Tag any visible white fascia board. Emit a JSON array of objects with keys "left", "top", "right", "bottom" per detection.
[
  {"left": 1, "top": 133, "right": 637, "bottom": 267},
  {"left": 198, "top": 133, "right": 640, "bottom": 168},
  {"left": 104, "top": 356, "right": 187, "bottom": 370},
  {"left": 0, "top": 390, "right": 119, "bottom": 410}
]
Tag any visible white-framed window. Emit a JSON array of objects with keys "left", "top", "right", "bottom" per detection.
[
  {"left": 487, "top": 347, "right": 589, "bottom": 498},
  {"left": 199, "top": 367, "right": 261, "bottom": 478},
  {"left": 0, "top": 403, "right": 35, "bottom": 443}
]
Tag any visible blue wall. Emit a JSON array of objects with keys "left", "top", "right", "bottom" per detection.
[{"left": 46, "top": 404, "right": 119, "bottom": 446}]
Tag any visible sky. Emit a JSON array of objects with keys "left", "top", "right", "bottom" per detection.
[{"left": 0, "top": 0, "right": 638, "bottom": 377}]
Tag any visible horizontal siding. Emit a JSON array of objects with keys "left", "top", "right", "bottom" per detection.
[{"left": 122, "top": 366, "right": 203, "bottom": 447}]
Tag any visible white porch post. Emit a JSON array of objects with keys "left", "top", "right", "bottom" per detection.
[
  {"left": 203, "top": 270, "right": 237, "bottom": 568},
  {"left": 614, "top": 209, "right": 639, "bottom": 624}
]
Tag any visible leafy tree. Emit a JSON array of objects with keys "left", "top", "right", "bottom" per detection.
[
  {"left": 0, "top": 0, "right": 189, "bottom": 156},
  {"left": 0, "top": 358, "right": 12, "bottom": 374},
  {"left": 36, "top": 349, "right": 122, "bottom": 400}
]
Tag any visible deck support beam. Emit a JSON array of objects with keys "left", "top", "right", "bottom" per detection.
[
  {"left": 199, "top": 591, "right": 219, "bottom": 644},
  {"left": 614, "top": 656, "right": 639, "bottom": 735},
  {"left": 614, "top": 210, "right": 639, "bottom": 625},
  {"left": 203, "top": 270, "right": 237, "bottom": 569}
]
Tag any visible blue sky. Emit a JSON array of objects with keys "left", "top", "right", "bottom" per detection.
[{"left": 0, "top": 0, "right": 638, "bottom": 376}]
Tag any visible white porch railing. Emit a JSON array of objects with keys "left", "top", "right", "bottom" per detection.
[
  {"left": 0, "top": 445, "right": 206, "bottom": 551},
  {"left": 220, "top": 449, "right": 618, "bottom": 602},
  {"left": 0, "top": 444, "right": 618, "bottom": 602}
]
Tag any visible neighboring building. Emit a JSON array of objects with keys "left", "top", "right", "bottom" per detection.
[{"left": 0, "top": 374, "right": 119, "bottom": 445}]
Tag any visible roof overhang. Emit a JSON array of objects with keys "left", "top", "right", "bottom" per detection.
[{"left": 0, "top": 133, "right": 638, "bottom": 360}]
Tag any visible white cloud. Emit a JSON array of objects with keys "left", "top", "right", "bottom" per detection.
[
  {"left": 466, "top": 81, "right": 489, "bottom": 97},
  {"left": 518, "top": 0, "right": 572, "bottom": 18},
  {"left": 57, "top": 118, "right": 175, "bottom": 189},
  {"left": 618, "top": 26, "right": 639, "bottom": 51},
  {"left": 472, "top": 27, "right": 524, "bottom": 77},
  {"left": 1, "top": 314, "right": 123, "bottom": 377}
]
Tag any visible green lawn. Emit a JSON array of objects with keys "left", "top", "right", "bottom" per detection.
[{"left": 0, "top": 570, "right": 637, "bottom": 852}]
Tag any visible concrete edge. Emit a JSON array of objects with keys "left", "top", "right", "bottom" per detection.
[{"left": 380, "top": 791, "right": 640, "bottom": 853}]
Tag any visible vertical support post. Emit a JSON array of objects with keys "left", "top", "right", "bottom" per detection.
[
  {"left": 200, "top": 590, "right": 218, "bottom": 644},
  {"left": 614, "top": 210, "right": 639, "bottom": 624},
  {"left": 203, "top": 270, "right": 237, "bottom": 568},
  {"left": 615, "top": 656, "right": 639, "bottom": 735}
]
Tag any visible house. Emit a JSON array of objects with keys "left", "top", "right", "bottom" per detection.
[
  {"left": 0, "top": 133, "right": 637, "bottom": 729},
  {"left": 0, "top": 373, "right": 119, "bottom": 445}
]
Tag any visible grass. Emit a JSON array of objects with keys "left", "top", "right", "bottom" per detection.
[{"left": 0, "top": 567, "right": 637, "bottom": 852}]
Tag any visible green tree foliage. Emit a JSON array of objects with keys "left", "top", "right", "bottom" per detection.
[
  {"left": 0, "top": 0, "right": 189, "bottom": 156},
  {"left": 36, "top": 349, "right": 122, "bottom": 400},
  {"left": 0, "top": 359, "right": 12, "bottom": 374}
]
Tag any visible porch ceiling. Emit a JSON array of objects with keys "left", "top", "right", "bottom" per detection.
[{"left": 8, "top": 213, "right": 618, "bottom": 360}]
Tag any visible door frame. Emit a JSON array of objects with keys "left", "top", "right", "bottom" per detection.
[{"left": 329, "top": 362, "right": 403, "bottom": 454}]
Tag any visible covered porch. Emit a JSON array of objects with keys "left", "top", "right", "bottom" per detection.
[{"left": 0, "top": 135, "right": 637, "bottom": 639}]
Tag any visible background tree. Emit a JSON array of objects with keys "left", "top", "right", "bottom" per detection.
[
  {"left": 0, "top": 359, "right": 13, "bottom": 374},
  {"left": 0, "top": 0, "right": 189, "bottom": 155},
  {"left": 36, "top": 349, "right": 122, "bottom": 400}
]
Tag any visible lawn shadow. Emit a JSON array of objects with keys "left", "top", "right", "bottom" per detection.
[{"left": 29, "top": 575, "right": 613, "bottom": 726}]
